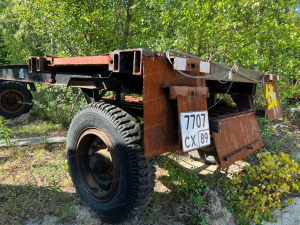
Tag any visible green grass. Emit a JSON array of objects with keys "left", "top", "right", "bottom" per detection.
[
  {"left": 0, "top": 142, "right": 199, "bottom": 224},
  {"left": 0, "top": 112, "right": 299, "bottom": 224},
  {"left": 244, "top": 118, "right": 300, "bottom": 164},
  {"left": 8, "top": 122, "right": 65, "bottom": 138},
  {"left": 0, "top": 143, "right": 77, "bottom": 225}
]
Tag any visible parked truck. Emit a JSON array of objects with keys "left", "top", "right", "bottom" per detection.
[{"left": 0, "top": 49, "right": 283, "bottom": 223}]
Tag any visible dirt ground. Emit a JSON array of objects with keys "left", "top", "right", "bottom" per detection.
[{"left": 1, "top": 112, "right": 300, "bottom": 225}]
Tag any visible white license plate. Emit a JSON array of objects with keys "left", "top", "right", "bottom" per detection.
[{"left": 179, "top": 111, "right": 211, "bottom": 152}]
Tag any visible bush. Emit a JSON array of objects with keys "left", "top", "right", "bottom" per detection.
[
  {"left": 31, "top": 84, "right": 86, "bottom": 127},
  {"left": 226, "top": 152, "right": 300, "bottom": 224}
]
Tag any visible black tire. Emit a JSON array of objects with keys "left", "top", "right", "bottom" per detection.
[
  {"left": 67, "top": 102, "right": 156, "bottom": 224},
  {"left": 0, "top": 81, "right": 33, "bottom": 118}
]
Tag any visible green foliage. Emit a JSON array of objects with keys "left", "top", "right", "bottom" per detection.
[
  {"left": 0, "top": 117, "right": 11, "bottom": 147},
  {"left": 226, "top": 152, "right": 300, "bottom": 224},
  {"left": 0, "top": 0, "right": 299, "bottom": 104},
  {"left": 31, "top": 84, "right": 86, "bottom": 127},
  {"left": 164, "top": 160, "right": 207, "bottom": 224},
  {"left": 258, "top": 119, "right": 291, "bottom": 153},
  {"left": 286, "top": 106, "right": 300, "bottom": 127},
  {"left": 6, "top": 190, "right": 32, "bottom": 218},
  {"left": 0, "top": 33, "right": 9, "bottom": 64}
]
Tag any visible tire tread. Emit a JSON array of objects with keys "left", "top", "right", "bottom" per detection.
[{"left": 69, "top": 102, "right": 156, "bottom": 223}]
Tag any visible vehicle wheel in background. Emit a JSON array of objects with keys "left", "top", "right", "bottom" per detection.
[{"left": 0, "top": 81, "right": 33, "bottom": 118}]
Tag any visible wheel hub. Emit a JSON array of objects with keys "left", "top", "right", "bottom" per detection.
[
  {"left": 7, "top": 96, "right": 17, "bottom": 105},
  {"left": 76, "top": 128, "right": 120, "bottom": 201},
  {"left": 0, "top": 89, "right": 26, "bottom": 113}
]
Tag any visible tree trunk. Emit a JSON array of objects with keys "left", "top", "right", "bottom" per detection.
[{"left": 123, "top": 0, "right": 134, "bottom": 49}]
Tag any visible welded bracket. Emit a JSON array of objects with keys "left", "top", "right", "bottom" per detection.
[
  {"left": 81, "top": 89, "right": 100, "bottom": 104},
  {"left": 67, "top": 77, "right": 120, "bottom": 91}
]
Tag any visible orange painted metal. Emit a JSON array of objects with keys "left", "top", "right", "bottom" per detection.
[
  {"left": 52, "top": 55, "right": 110, "bottom": 66},
  {"left": 212, "top": 111, "right": 264, "bottom": 169},
  {"left": 263, "top": 75, "right": 283, "bottom": 120},
  {"left": 143, "top": 55, "right": 207, "bottom": 158}
]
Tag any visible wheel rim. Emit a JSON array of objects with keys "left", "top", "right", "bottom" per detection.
[
  {"left": 76, "top": 128, "right": 120, "bottom": 202},
  {"left": 0, "top": 89, "right": 26, "bottom": 114}
]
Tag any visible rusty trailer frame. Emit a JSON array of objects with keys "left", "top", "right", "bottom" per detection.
[
  {"left": 0, "top": 48, "right": 283, "bottom": 223},
  {"left": 23, "top": 49, "right": 282, "bottom": 168},
  {"left": 0, "top": 49, "right": 283, "bottom": 169}
]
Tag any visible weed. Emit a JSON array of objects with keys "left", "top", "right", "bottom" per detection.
[
  {"left": 42, "top": 136, "right": 47, "bottom": 145},
  {"left": 143, "top": 206, "right": 161, "bottom": 223},
  {"left": 188, "top": 209, "right": 207, "bottom": 225},
  {"left": 0, "top": 117, "right": 11, "bottom": 147},
  {"left": 226, "top": 152, "right": 300, "bottom": 224},
  {"left": 46, "top": 180, "right": 63, "bottom": 195},
  {"left": 6, "top": 189, "right": 33, "bottom": 222},
  {"left": 245, "top": 118, "right": 298, "bottom": 164},
  {"left": 60, "top": 201, "right": 76, "bottom": 223},
  {"left": 34, "top": 147, "right": 45, "bottom": 159},
  {"left": 164, "top": 159, "right": 207, "bottom": 224},
  {"left": 177, "top": 209, "right": 185, "bottom": 221},
  {"left": 61, "top": 161, "right": 69, "bottom": 173}
]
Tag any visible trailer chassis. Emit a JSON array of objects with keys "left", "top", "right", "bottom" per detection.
[{"left": 0, "top": 48, "right": 283, "bottom": 223}]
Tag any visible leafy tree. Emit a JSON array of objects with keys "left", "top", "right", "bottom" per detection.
[
  {"left": 0, "top": 0, "right": 299, "bottom": 101},
  {"left": 0, "top": 33, "right": 9, "bottom": 64}
]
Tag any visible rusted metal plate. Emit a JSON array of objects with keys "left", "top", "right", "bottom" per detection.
[
  {"left": 52, "top": 55, "right": 110, "bottom": 66},
  {"left": 143, "top": 55, "right": 207, "bottom": 158},
  {"left": 212, "top": 111, "right": 264, "bottom": 169},
  {"left": 263, "top": 75, "right": 283, "bottom": 120},
  {"left": 29, "top": 56, "right": 109, "bottom": 75},
  {"left": 169, "top": 86, "right": 208, "bottom": 99}
]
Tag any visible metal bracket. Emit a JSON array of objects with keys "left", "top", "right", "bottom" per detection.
[
  {"left": 81, "top": 89, "right": 100, "bottom": 104},
  {"left": 67, "top": 78, "right": 120, "bottom": 91}
]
